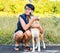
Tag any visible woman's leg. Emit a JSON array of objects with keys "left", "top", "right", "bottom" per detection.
[
  {"left": 23, "top": 30, "right": 32, "bottom": 47},
  {"left": 23, "top": 30, "right": 33, "bottom": 51},
  {"left": 13, "top": 30, "right": 24, "bottom": 51}
]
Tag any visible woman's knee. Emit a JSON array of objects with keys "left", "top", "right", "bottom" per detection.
[
  {"left": 24, "top": 30, "right": 31, "bottom": 39},
  {"left": 13, "top": 31, "right": 24, "bottom": 40},
  {"left": 26, "top": 30, "right": 31, "bottom": 35}
]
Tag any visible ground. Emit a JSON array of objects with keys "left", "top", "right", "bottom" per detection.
[{"left": 0, "top": 44, "right": 60, "bottom": 53}]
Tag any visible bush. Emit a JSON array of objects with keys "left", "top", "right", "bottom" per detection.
[
  {"left": 0, "top": 1, "right": 5, "bottom": 11},
  {"left": 0, "top": 0, "right": 60, "bottom": 15}
]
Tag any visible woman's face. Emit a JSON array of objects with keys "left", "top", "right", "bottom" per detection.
[{"left": 24, "top": 6, "right": 33, "bottom": 15}]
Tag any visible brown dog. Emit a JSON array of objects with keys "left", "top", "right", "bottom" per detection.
[{"left": 31, "top": 16, "right": 46, "bottom": 52}]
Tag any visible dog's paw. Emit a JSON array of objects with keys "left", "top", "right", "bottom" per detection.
[
  {"left": 31, "top": 50, "right": 35, "bottom": 52},
  {"left": 43, "top": 44, "right": 46, "bottom": 49},
  {"left": 38, "top": 49, "right": 41, "bottom": 52}
]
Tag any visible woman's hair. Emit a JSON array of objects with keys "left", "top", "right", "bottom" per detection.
[{"left": 24, "top": 4, "right": 35, "bottom": 11}]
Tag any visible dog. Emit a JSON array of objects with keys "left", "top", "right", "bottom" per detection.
[{"left": 31, "top": 16, "right": 46, "bottom": 52}]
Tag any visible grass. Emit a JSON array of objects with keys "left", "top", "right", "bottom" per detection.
[
  {"left": 40, "top": 16, "right": 60, "bottom": 44},
  {"left": 0, "top": 16, "right": 17, "bottom": 44},
  {"left": 0, "top": 16, "right": 60, "bottom": 44}
]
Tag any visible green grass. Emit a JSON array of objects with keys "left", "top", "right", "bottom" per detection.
[
  {"left": 0, "top": 16, "right": 60, "bottom": 44},
  {"left": 0, "top": 16, "right": 17, "bottom": 44},
  {"left": 40, "top": 16, "right": 60, "bottom": 44}
]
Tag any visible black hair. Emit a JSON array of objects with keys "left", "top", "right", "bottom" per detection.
[{"left": 24, "top": 4, "right": 35, "bottom": 11}]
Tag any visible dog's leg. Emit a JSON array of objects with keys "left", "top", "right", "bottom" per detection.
[
  {"left": 35, "top": 38, "right": 38, "bottom": 49},
  {"left": 41, "top": 34, "right": 46, "bottom": 49},
  {"left": 37, "top": 35, "right": 41, "bottom": 52},
  {"left": 32, "top": 37, "right": 35, "bottom": 52},
  {"left": 31, "top": 29, "right": 36, "bottom": 52}
]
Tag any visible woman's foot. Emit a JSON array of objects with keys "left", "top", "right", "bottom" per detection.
[
  {"left": 24, "top": 46, "right": 32, "bottom": 51},
  {"left": 14, "top": 46, "right": 19, "bottom": 51}
]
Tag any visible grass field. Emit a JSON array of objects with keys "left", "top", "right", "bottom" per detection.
[{"left": 0, "top": 16, "right": 60, "bottom": 44}]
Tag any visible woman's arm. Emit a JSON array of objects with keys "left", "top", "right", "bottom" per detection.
[{"left": 20, "top": 17, "right": 39, "bottom": 31}]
